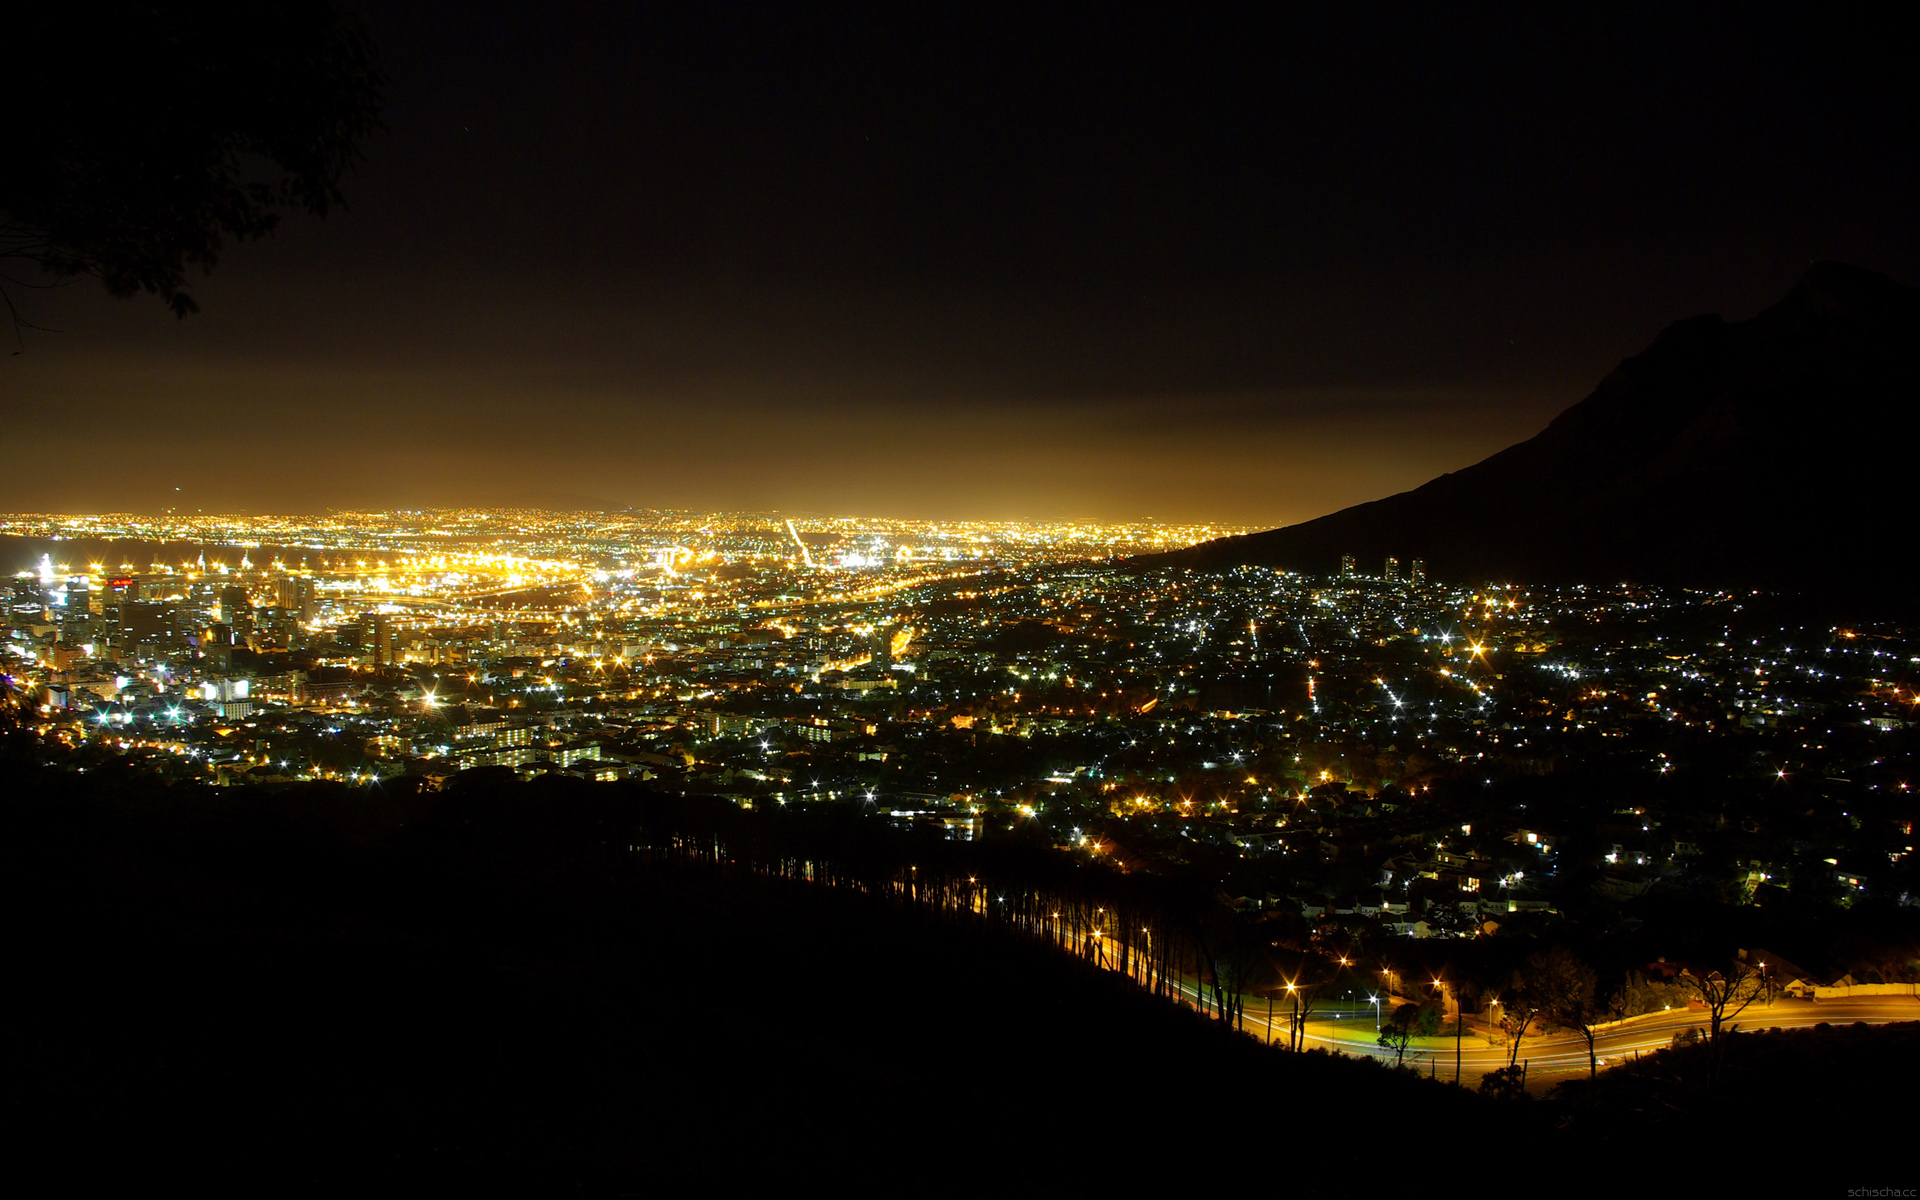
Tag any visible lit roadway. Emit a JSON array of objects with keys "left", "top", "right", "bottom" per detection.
[
  {"left": 957, "top": 915, "right": 1913, "bottom": 1091},
  {"left": 1161, "top": 979, "right": 1919, "bottom": 1087}
]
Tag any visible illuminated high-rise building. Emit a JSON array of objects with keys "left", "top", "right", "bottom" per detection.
[
  {"left": 1410, "top": 559, "right": 1427, "bottom": 585},
  {"left": 218, "top": 584, "right": 252, "bottom": 632},
  {"left": 1340, "top": 555, "right": 1356, "bottom": 577},
  {"left": 1384, "top": 557, "right": 1400, "bottom": 581},
  {"left": 276, "top": 576, "right": 316, "bottom": 622}
]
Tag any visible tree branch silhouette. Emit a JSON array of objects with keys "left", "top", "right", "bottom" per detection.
[{"left": 0, "top": 2, "right": 383, "bottom": 341}]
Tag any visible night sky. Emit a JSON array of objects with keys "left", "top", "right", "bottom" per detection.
[{"left": 7, "top": 4, "right": 1914, "bottom": 524}]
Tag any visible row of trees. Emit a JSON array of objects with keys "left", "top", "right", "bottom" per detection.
[
  {"left": 1455, "top": 946, "right": 1770, "bottom": 1092},
  {"left": 617, "top": 785, "right": 1784, "bottom": 1091}
]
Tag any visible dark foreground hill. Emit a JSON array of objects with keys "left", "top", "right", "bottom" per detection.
[
  {"left": 10, "top": 759, "right": 1915, "bottom": 1185},
  {"left": 1148, "top": 263, "right": 1919, "bottom": 602},
  {"left": 9, "top": 765, "right": 1468, "bottom": 1189}
]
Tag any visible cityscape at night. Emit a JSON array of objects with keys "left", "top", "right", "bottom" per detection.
[
  {"left": 6, "top": 1, "right": 1915, "bottom": 1188},
  {"left": 7, "top": 507, "right": 1916, "bottom": 1082}
]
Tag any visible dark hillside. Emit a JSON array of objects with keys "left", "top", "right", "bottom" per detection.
[
  {"left": 10, "top": 767, "right": 1468, "bottom": 1188},
  {"left": 11, "top": 760, "right": 1916, "bottom": 1181},
  {"left": 1149, "top": 263, "right": 1919, "bottom": 603}
]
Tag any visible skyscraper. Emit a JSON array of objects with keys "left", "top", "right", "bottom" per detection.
[
  {"left": 372, "top": 613, "right": 394, "bottom": 666},
  {"left": 277, "top": 576, "right": 317, "bottom": 622}
]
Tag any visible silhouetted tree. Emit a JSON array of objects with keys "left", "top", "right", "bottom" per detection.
[
  {"left": 1673, "top": 959, "right": 1768, "bottom": 1047},
  {"left": 1271, "top": 961, "right": 1340, "bottom": 1052},
  {"left": 1377, "top": 1002, "right": 1420, "bottom": 1066},
  {"left": 2, "top": 2, "right": 383, "bottom": 334},
  {"left": 1525, "top": 946, "right": 1604, "bottom": 1086},
  {"left": 1495, "top": 983, "right": 1540, "bottom": 1069},
  {"left": 1671, "top": 957, "right": 1769, "bottom": 1088}
]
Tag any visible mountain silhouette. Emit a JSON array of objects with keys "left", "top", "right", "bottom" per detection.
[{"left": 1148, "top": 263, "right": 1918, "bottom": 601}]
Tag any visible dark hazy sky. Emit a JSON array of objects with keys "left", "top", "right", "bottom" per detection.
[{"left": 6, "top": 3, "right": 1914, "bottom": 524}]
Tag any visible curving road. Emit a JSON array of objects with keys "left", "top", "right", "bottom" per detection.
[
  {"left": 1019, "top": 919, "right": 1915, "bottom": 1089},
  {"left": 1158, "top": 975, "right": 1916, "bottom": 1087}
]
